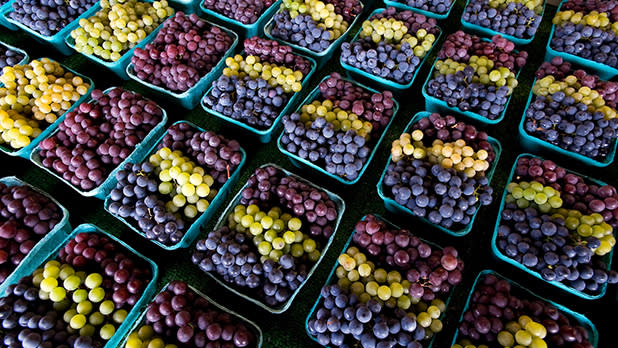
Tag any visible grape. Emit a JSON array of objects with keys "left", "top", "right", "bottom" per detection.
[
  {"left": 9, "top": 0, "right": 97, "bottom": 37},
  {"left": 0, "top": 43, "right": 25, "bottom": 68},
  {"left": 202, "top": 0, "right": 275, "bottom": 24},
  {"left": 462, "top": 0, "right": 543, "bottom": 40},
  {"left": 391, "top": 0, "right": 453, "bottom": 15}
]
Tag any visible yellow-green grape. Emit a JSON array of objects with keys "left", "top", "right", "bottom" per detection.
[
  {"left": 281, "top": 0, "right": 348, "bottom": 39},
  {"left": 435, "top": 57, "right": 518, "bottom": 95},
  {"left": 553, "top": 10, "right": 614, "bottom": 34},
  {"left": 223, "top": 55, "right": 304, "bottom": 93},
  {"left": 423, "top": 138, "right": 490, "bottom": 177},
  {"left": 70, "top": 0, "right": 174, "bottom": 62},
  {"left": 391, "top": 130, "right": 427, "bottom": 162},
  {"left": 0, "top": 59, "right": 90, "bottom": 149},
  {"left": 506, "top": 181, "right": 562, "bottom": 211},
  {"left": 299, "top": 100, "right": 373, "bottom": 139}
]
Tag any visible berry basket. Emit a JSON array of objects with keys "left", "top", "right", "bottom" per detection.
[
  {"left": 0, "top": 223, "right": 160, "bottom": 348},
  {"left": 0, "top": 0, "right": 17, "bottom": 30},
  {"left": 199, "top": 0, "right": 282, "bottom": 39},
  {"left": 339, "top": 7, "right": 443, "bottom": 92},
  {"left": 382, "top": 0, "right": 456, "bottom": 20},
  {"left": 102, "top": 120, "right": 247, "bottom": 251},
  {"left": 263, "top": 1, "right": 364, "bottom": 69},
  {"left": 460, "top": 0, "right": 547, "bottom": 46},
  {"left": 196, "top": 163, "right": 345, "bottom": 314},
  {"left": 118, "top": 281, "right": 264, "bottom": 348},
  {"left": 421, "top": 37, "right": 524, "bottom": 125},
  {"left": 0, "top": 39, "right": 28, "bottom": 65},
  {"left": 201, "top": 50, "right": 317, "bottom": 143},
  {"left": 492, "top": 153, "right": 616, "bottom": 300},
  {"left": 3, "top": 0, "right": 100, "bottom": 55},
  {"left": 305, "top": 214, "right": 459, "bottom": 348},
  {"left": 0, "top": 57, "right": 94, "bottom": 159},
  {"left": 451, "top": 269, "right": 599, "bottom": 347},
  {"left": 64, "top": 0, "right": 170, "bottom": 79},
  {"left": 125, "top": 17, "right": 239, "bottom": 109},
  {"left": 29, "top": 87, "right": 168, "bottom": 200},
  {"left": 276, "top": 74, "right": 399, "bottom": 185},
  {"left": 0, "top": 176, "right": 71, "bottom": 297},
  {"left": 376, "top": 111, "right": 502, "bottom": 237},
  {"left": 545, "top": 0, "right": 618, "bottom": 80},
  {"left": 518, "top": 78, "right": 618, "bottom": 168}
]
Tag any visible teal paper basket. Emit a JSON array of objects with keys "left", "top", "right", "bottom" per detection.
[
  {"left": 461, "top": 0, "right": 547, "bottom": 46},
  {"left": 545, "top": 0, "right": 618, "bottom": 80},
  {"left": 451, "top": 270, "right": 599, "bottom": 347},
  {"left": 263, "top": 2, "right": 365, "bottom": 69},
  {"left": 118, "top": 282, "right": 264, "bottom": 348},
  {"left": 518, "top": 78, "right": 618, "bottom": 167},
  {"left": 103, "top": 120, "right": 246, "bottom": 251},
  {"left": 306, "top": 214, "right": 458, "bottom": 348},
  {"left": 0, "top": 57, "right": 94, "bottom": 159},
  {"left": 340, "top": 7, "right": 442, "bottom": 92},
  {"left": 65, "top": 1, "right": 170, "bottom": 79},
  {"left": 0, "top": 0, "right": 16, "bottom": 30},
  {"left": 377, "top": 111, "right": 502, "bottom": 237},
  {"left": 421, "top": 37, "right": 524, "bottom": 125},
  {"left": 125, "top": 17, "right": 238, "bottom": 109},
  {"left": 196, "top": 163, "right": 345, "bottom": 314},
  {"left": 4, "top": 1, "right": 100, "bottom": 55},
  {"left": 382, "top": 0, "right": 456, "bottom": 20},
  {"left": 199, "top": 0, "right": 281, "bottom": 38},
  {"left": 29, "top": 87, "right": 168, "bottom": 200},
  {"left": 492, "top": 153, "right": 616, "bottom": 300},
  {"left": 201, "top": 51, "right": 317, "bottom": 143},
  {"left": 277, "top": 74, "right": 399, "bottom": 185},
  {"left": 0, "top": 223, "right": 159, "bottom": 348},
  {"left": 0, "top": 176, "right": 71, "bottom": 296},
  {"left": 0, "top": 39, "right": 28, "bottom": 65}
]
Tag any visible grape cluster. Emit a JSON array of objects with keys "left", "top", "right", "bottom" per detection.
[
  {"left": 108, "top": 122, "right": 244, "bottom": 246},
  {"left": 130, "top": 12, "right": 235, "bottom": 93},
  {"left": 524, "top": 57, "right": 618, "bottom": 161},
  {"left": 0, "top": 230, "right": 153, "bottom": 347},
  {"left": 550, "top": 0, "right": 618, "bottom": 68},
  {"left": 280, "top": 73, "right": 395, "bottom": 182},
  {"left": 453, "top": 273, "right": 595, "bottom": 348},
  {"left": 0, "top": 59, "right": 90, "bottom": 150},
  {"left": 391, "top": 0, "right": 452, "bottom": 15},
  {"left": 340, "top": 7, "right": 439, "bottom": 85},
  {"left": 69, "top": 0, "right": 174, "bottom": 62},
  {"left": 202, "top": 0, "right": 275, "bottom": 25},
  {"left": 0, "top": 44, "right": 25, "bottom": 68},
  {"left": 204, "top": 38, "right": 311, "bottom": 130},
  {"left": 496, "top": 155, "right": 618, "bottom": 296},
  {"left": 426, "top": 32, "right": 528, "bottom": 121},
  {"left": 9, "top": 0, "right": 98, "bottom": 37},
  {"left": 307, "top": 214, "right": 464, "bottom": 347},
  {"left": 192, "top": 165, "right": 341, "bottom": 308},
  {"left": 0, "top": 182, "right": 63, "bottom": 284},
  {"left": 124, "top": 281, "right": 256, "bottom": 347},
  {"left": 462, "top": 0, "right": 543, "bottom": 40},
  {"left": 383, "top": 113, "right": 496, "bottom": 232},
  {"left": 37, "top": 87, "right": 163, "bottom": 192},
  {"left": 270, "top": 0, "right": 362, "bottom": 53}
]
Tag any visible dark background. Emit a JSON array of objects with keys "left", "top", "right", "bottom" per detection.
[{"left": 0, "top": 0, "right": 617, "bottom": 347}]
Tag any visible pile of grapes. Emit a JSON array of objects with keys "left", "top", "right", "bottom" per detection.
[
  {"left": 452, "top": 272, "right": 595, "bottom": 348},
  {"left": 524, "top": 57, "right": 618, "bottom": 161},
  {"left": 382, "top": 113, "right": 496, "bottom": 232},
  {"left": 462, "top": 0, "right": 544, "bottom": 40},
  {"left": 550, "top": 0, "right": 618, "bottom": 69},
  {"left": 0, "top": 58, "right": 91, "bottom": 151},
  {"left": 496, "top": 155, "right": 618, "bottom": 296},
  {"left": 387, "top": 0, "right": 452, "bottom": 16},
  {"left": 107, "top": 121, "right": 244, "bottom": 246},
  {"left": 8, "top": 0, "right": 98, "bottom": 37},
  {"left": 37, "top": 87, "right": 163, "bottom": 192},
  {"left": 0, "top": 228, "right": 154, "bottom": 347},
  {"left": 192, "top": 165, "right": 341, "bottom": 309},
  {"left": 203, "top": 37, "right": 313, "bottom": 131},
  {"left": 0, "top": 43, "right": 25, "bottom": 68},
  {"left": 280, "top": 73, "right": 396, "bottom": 182},
  {"left": 123, "top": 281, "right": 257, "bottom": 347},
  {"left": 340, "top": 7, "right": 440, "bottom": 85},
  {"left": 202, "top": 0, "right": 275, "bottom": 25},
  {"left": 69, "top": 0, "right": 174, "bottom": 62},
  {"left": 425, "top": 31, "right": 528, "bottom": 121},
  {"left": 130, "top": 12, "right": 236, "bottom": 94},
  {"left": 270, "top": 0, "right": 362, "bottom": 53},
  {"left": 307, "top": 214, "right": 464, "bottom": 347},
  {"left": 0, "top": 181, "right": 64, "bottom": 284}
]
